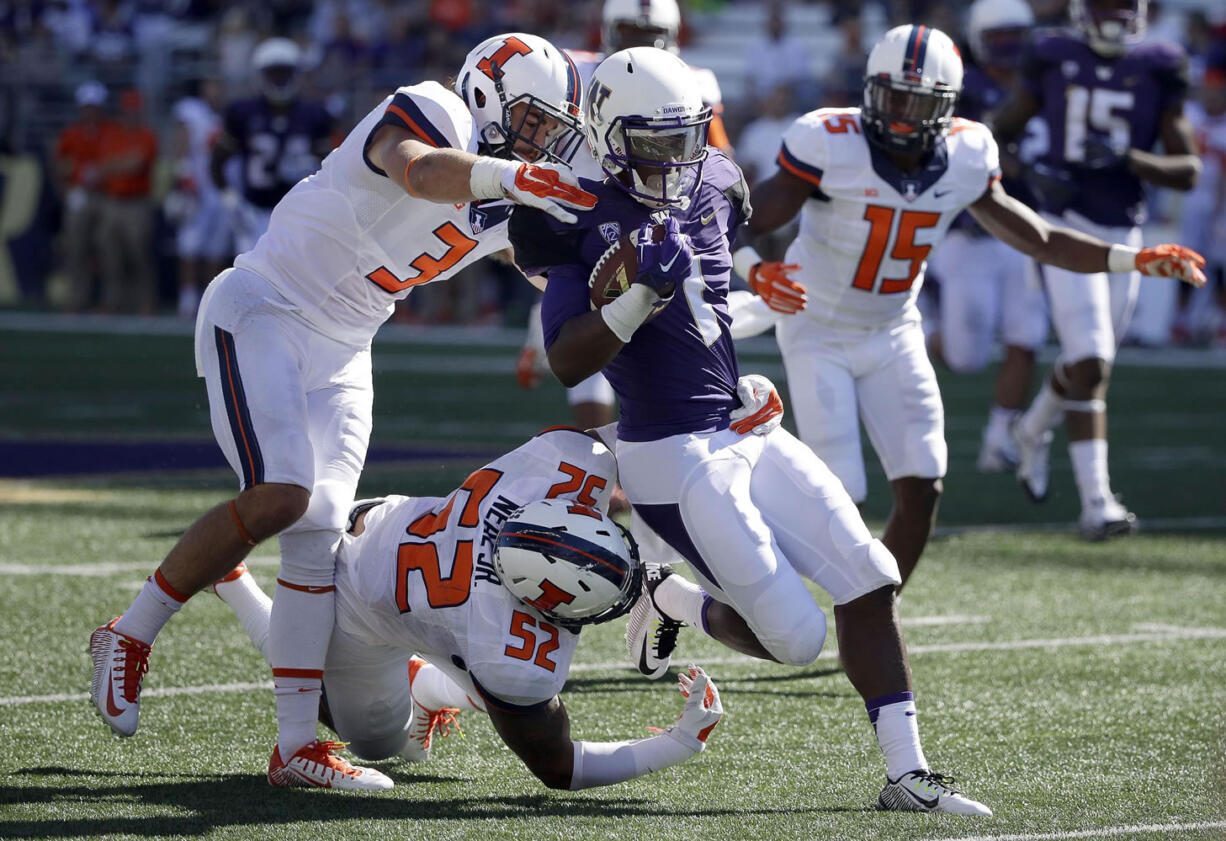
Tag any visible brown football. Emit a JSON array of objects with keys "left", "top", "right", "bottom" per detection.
[{"left": 588, "top": 223, "right": 669, "bottom": 311}]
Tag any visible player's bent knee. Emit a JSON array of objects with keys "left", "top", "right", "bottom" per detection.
[
  {"left": 237, "top": 483, "right": 310, "bottom": 539},
  {"left": 772, "top": 609, "right": 827, "bottom": 666},
  {"left": 752, "top": 576, "right": 827, "bottom": 665},
  {"left": 1062, "top": 357, "right": 1111, "bottom": 395},
  {"left": 345, "top": 735, "right": 406, "bottom": 763}
]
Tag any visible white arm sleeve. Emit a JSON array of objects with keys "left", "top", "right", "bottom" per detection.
[
  {"left": 568, "top": 732, "right": 701, "bottom": 790},
  {"left": 728, "top": 289, "right": 783, "bottom": 340}
]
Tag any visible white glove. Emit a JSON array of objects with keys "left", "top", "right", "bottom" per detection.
[
  {"left": 729, "top": 373, "right": 784, "bottom": 436},
  {"left": 664, "top": 665, "right": 724, "bottom": 752},
  {"left": 469, "top": 158, "right": 597, "bottom": 224}
]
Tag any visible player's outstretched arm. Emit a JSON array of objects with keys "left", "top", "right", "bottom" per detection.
[
  {"left": 486, "top": 665, "right": 724, "bottom": 790},
  {"left": 367, "top": 124, "right": 596, "bottom": 223},
  {"left": 968, "top": 179, "right": 1206, "bottom": 287},
  {"left": 731, "top": 169, "right": 811, "bottom": 314}
]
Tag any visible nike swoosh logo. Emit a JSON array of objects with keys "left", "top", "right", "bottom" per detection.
[
  {"left": 907, "top": 789, "right": 941, "bottom": 809},
  {"left": 105, "top": 680, "right": 125, "bottom": 717},
  {"left": 934, "top": 189, "right": 952, "bottom": 198},
  {"left": 658, "top": 251, "right": 682, "bottom": 273},
  {"left": 701, "top": 209, "right": 717, "bottom": 224}
]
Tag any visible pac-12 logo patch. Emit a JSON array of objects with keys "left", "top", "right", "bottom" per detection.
[{"left": 598, "top": 221, "right": 621, "bottom": 244}]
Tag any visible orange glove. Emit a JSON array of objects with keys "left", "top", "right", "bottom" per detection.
[
  {"left": 1134, "top": 244, "right": 1206, "bottom": 287},
  {"left": 515, "top": 346, "right": 543, "bottom": 389},
  {"left": 747, "top": 261, "right": 807, "bottom": 314}
]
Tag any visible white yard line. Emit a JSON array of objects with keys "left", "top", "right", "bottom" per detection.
[
  {"left": 12, "top": 624, "right": 1223, "bottom": 707},
  {"left": 926, "top": 820, "right": 1226, "bottom": 841}
]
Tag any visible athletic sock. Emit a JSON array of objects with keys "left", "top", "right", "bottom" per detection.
[
  {"left": 270, "top": 584, "right": 335, "bottom": 757},
  {"left": 653, "top": 573, "right": 708, "bottom": 629},
  {"left": 1069, "top": 438, "right": 1112, "bottom": 512},
  {"left": 114, "top": 570, "right": 187, "bottom": 645},
  {"left": 866, "top": 691, "right": 928, "bottom": 780},
  {"left": 1019, "top": 381, "right": 1063, "bottom": 439},
  {"left": 214, "top": 570, "right": 273, "bottom": 662},
  {"left": 410, "top": 660, "right": 485, "bottom": 713},
  {"left": 986, "top": 405, "right": 1019, "bottom": 443}
]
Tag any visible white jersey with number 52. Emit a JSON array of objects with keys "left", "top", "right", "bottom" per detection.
[
  {"left": 235, "top": 81, "right": 512, "bottom": 347},
  {"left": 333, "top": 428, "right": 617, "bottom": 708},
  {"left": 779, "top": 108, "right": 1000, "bottom": 331}
]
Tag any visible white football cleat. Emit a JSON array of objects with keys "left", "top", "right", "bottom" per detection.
[
  {"left": 1011, "top": 421, "right": 1052, "bottom": 503},
  {"left": 1078, "top": 496, "right": 1137, "bottom": 542},
  {"left": 878, "top": 770, "right": 992, "bottom": 816},
  {"left": 625, "top": 563, "right": 684, "bottom": 680},
  {"left": 89, "top": 617, "right": 151, "bottom": 737},
  {"left": 399, "top": 656, "right": 461, "bottom": 762},
  {"left": 977, "top": 424, "right": 1018, "bottom": 473},
  {"left": 268, "top": 740, "right": 393, "bottom": 791}
]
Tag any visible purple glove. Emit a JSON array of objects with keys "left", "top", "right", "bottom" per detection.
[{"left": 634, "top": 217, "right": 692, "bottom": 299}]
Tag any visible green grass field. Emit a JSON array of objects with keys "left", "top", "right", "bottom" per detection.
[{"left": 1, "top": 318, "right": 1224, "bottom": 840}]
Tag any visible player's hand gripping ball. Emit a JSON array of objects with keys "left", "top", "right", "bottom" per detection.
[{"left": 589, "top": 218, "right": 692, "bottom": 317}]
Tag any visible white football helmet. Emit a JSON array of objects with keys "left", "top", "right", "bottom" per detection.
[
  {"left": 253, "top": 37, "right": 302, "bottom": 105},
  {"left": 494, "top": 498, "right": 643, "bottom": 629},
  {"left": 586, "top": 47, "right": 711, "bottom": 209},
  {"left": 967, "top": 0, "right": 1034, "bottom": 67},
  {"left": 602, "top": 0, "right": 681, "bottom": 54},
  {"left": 862, "top": 25, "right": 963, "bottom": 154},
  {"left": 455, "top": 32, "right": 585, "bottom": 165},
  {"left": 1070, "top": 0, "right": 1147, "bottom": 56}
]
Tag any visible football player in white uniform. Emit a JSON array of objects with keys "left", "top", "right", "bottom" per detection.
[
  {"left": 212, "top": 427, "right": 724, "bottom": 791},
  {"left": 733, "top": 24, "right": 1204, "bottom": 585},
  {"left": 89, "top": 32, "right": 597, "bottom": 791}
]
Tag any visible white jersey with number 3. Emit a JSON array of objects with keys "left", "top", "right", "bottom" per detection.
[
  {"left": 235, "top": 81, "right": 512, "bottom": 347},
  {"left": 334, "top": 428, "right": 618, "bottom": 707},
  {"left": 779, "top": 108, "right": 1000, "bottom": 331}
]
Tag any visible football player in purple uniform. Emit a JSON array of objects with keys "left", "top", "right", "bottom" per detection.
[
  {"left": 209, "top": 38, "right": 335, "bottom": 254},
  {"left": 508, "top": 46, "right": 992, "bottom": 816},
  {"left": 990, "top": 0, "right": 1202, "bottom": 538}
]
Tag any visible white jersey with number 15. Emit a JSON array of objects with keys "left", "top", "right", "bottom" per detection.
[{"left": 779, "top": 108, "right": 1000, "bottom": 332}]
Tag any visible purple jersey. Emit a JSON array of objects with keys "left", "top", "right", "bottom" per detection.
[
  {"left": 509, "top": 150, "right": 750, "bottom": 442},
  {"left": 223, "top": 97, "right": 334, "bottom": 209},
  {"left": 1022, "top": 30, "right": 1188, "bottom": 226}
]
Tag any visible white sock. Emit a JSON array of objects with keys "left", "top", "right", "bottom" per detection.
[
  {"left": 1019, "top": 381, "right": 1063, "bottom": 439},
  {"left": 986, "top": 405, "right": 1019, "bottom": 441},
  {"left": 867, "top": 691, "right": 928, "bottom": 780},
  {"left": 410, "top": 660, "right": 485, "bottom": 713},
  {"left": 1069, "top": 438, "right": 1112, "bottom": 511},
  {"left": 114, "top": 570, "right": 186, "bottom": 645},
  {"left": 652, "top": 573, "right": 708, "bottom": 629},
  {"left": 215, "top": 570, "right": 273, "bottom": 663},
  {"left": 270, "top": 584, "right": 335, "bottom": 757}
]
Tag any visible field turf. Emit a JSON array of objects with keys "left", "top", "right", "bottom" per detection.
[{"left": 1, "top": 318, "right": 1223, "bottom": 841}]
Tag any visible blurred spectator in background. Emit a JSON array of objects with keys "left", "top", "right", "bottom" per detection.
[
  {"left": 168, "top": 79, "right": 230, "bottom": 319},
  {"left": 54, "top": 80, "right": 112, "bottom": 312},
  {"left": 210, "top": 37, "right": 334, "bottom": 255},
  {"left": 1172, "top": 48, "right": 1226, "bottom": 346},
  {"left": 735, "top": 83, "right": 798, "bottom": 188},
  {"left": 822, "top": 8, "right": 870, "bottom": 108},
  {"left": 96, "top": 89, "right": 158, "bottom": 314},
  {"left": 742, "top": 0, "right": 812, "bottom": 109}
]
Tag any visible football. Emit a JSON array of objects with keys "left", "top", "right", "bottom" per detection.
[{"left": 588, "top": 223, "right": 669, "bottom": 311}]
